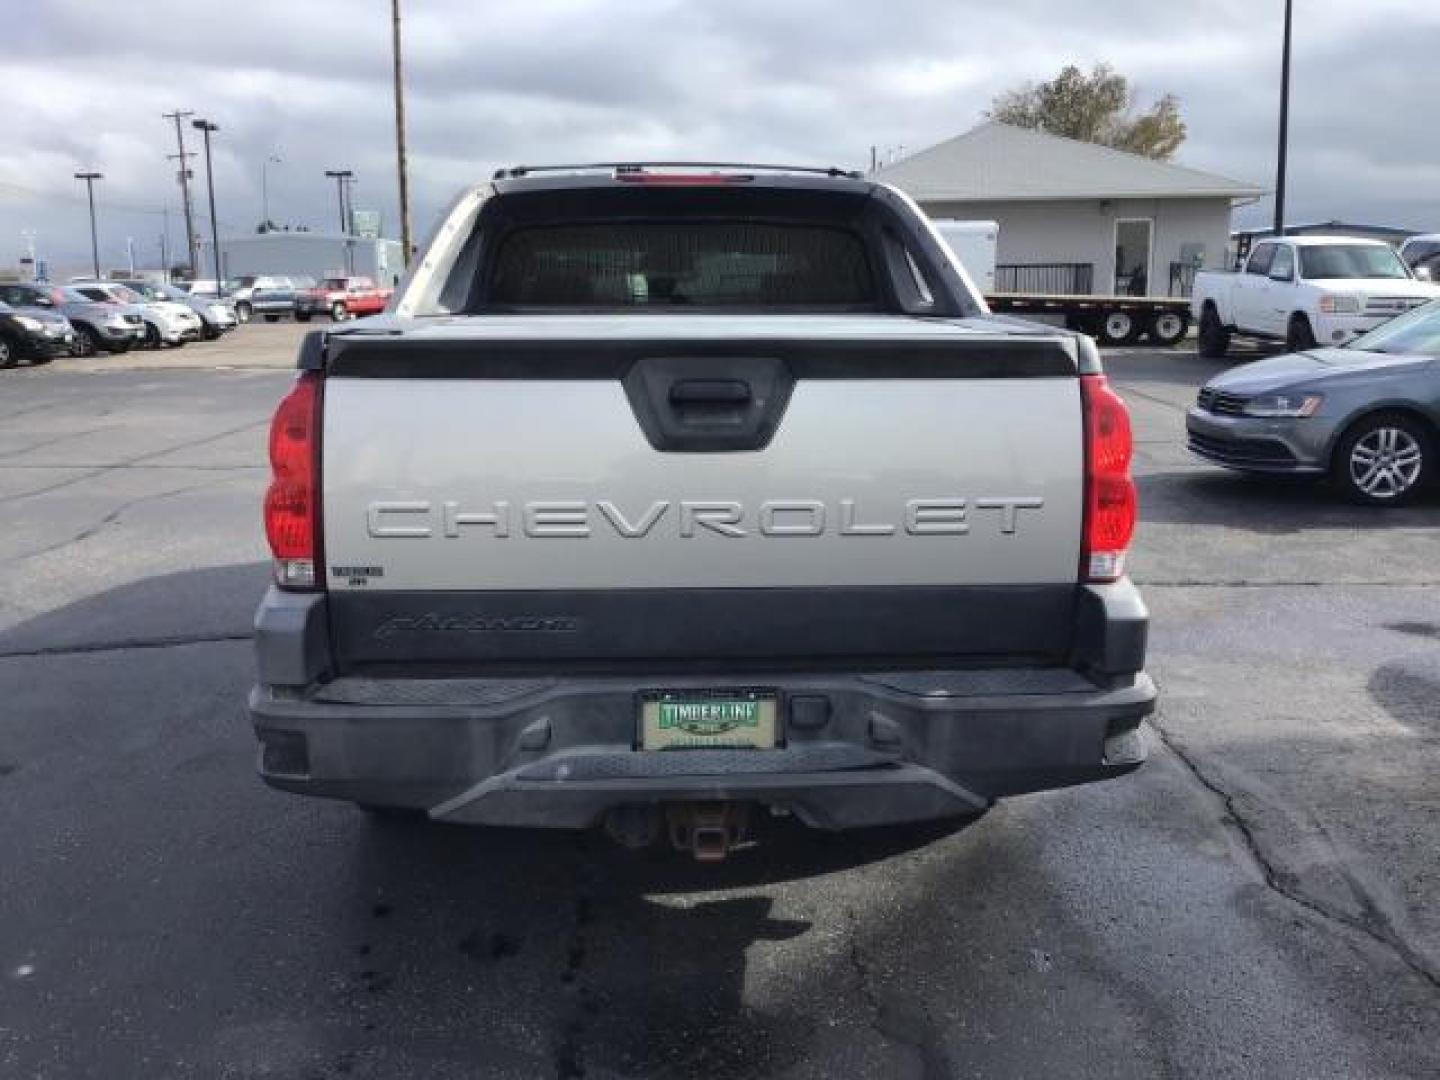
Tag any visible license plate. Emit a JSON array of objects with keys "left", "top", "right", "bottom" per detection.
[{"left": 639, "top": 690, "right": 778, "bottom": 751}]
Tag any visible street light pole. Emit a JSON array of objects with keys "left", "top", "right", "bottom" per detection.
[
  {"left": 262, "top": 153, "right": 282, "bottom": 230},
  {"left": 390, "top": 0, "right": 413, "bottom": 266},
  {"left": 1273, "top": 0, "right": 1293, "bottom": 237},
  {"left": 325, "top": 169, "right": 356, "bottom": 273},
  {"left": 193, "top": 119, "right": 222, "bottom": 284},
  {"left": 74, "top": 171, "right": 103, "bottom": 278}
]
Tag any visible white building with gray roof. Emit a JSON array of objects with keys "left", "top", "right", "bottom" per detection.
[{"left": 876, "top": 121, "right": 1266, "bottom": 297}]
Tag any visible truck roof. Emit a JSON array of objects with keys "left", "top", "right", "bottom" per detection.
[
  {"left": 485, "top": 163, "right": 875, "bottom": 198},
  {"left": 1265, "top": 234, "right": 1394, "bottom": 247}
]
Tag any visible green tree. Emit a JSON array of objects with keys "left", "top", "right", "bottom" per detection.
[{"left": 988, "top": 63, "right": 1187, "bottom": 161}]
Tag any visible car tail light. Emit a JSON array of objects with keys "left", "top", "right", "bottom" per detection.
[
  {"left": 615, "top": 172, "right": 752, "bottom": 185},
  {"left": 264, "top": 372, "right": 323, "bottom": 590},
  {"left": 1080, "top": 374, "right": 1137, "bottom": 582}
]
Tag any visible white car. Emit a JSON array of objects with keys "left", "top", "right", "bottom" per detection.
[
  {"left": 1399, "top": 234, "right": 1440, "bottom": 282},
  {"left": 1191, "top": 236, "right": 1440, "bottom": 357},
  {"left": 72, "top": 282, "right": 203, "bottom": 348}
]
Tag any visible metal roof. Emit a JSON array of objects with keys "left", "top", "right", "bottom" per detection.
[{"left": 874, "top": 121, "right": 1266, "bottom": 203}]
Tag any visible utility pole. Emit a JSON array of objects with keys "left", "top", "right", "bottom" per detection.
[
  {"left": 391, "top": 0, "right": 413, "bottom": 266},
  {"left": 1273, "top": 0, "right": 1293, "bottom": 236},
  {"left": 163, "top": 110, "right": 198, "bottom": 273},
  {"left": 74, "top": 171, "right": 103, "bottom": 278},
  {"left": 193, "top": 119, "right": 222, "bottom": 284}
]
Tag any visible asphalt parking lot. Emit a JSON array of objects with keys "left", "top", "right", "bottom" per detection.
[{"left": 2, "top": 324, "right": 1438, "bottom": 1079}]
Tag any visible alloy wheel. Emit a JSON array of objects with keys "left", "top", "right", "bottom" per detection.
[{"left": 1349, "top": 427, "right": 1423, "bottom": 500}]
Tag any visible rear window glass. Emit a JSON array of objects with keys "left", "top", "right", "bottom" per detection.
[{"left": 487, "top": 222, "right": 875, "bottom": 308}]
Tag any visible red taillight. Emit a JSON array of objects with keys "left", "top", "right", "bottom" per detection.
[
  {"left": 264, "top": 372, "right": 323, "bottom": 590},
  {"left": 615, "top": 173, "right": 753, "bottom": 185},
  {"left": 1080, "top": 374, "right": 1137, "bottom": 582}
]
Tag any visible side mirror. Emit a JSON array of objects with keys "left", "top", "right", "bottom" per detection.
[
  {"left": 1269, "top": 267, "right": 1294, "bottom": 283},
  {"left": 1415, "top": 265, "right": 1433, "bottom": 282}
]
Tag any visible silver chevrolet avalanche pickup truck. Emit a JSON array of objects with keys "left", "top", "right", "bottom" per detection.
[{"left": 249, "top": 163, "right": 1154, "bottom": 859}]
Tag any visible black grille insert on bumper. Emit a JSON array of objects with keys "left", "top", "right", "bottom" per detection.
[
  {"left": 1195, "top": 388, "right": 1249, "bottom": 416},
  {"left": 1188, "top": 431, "right": 1298, "bottom": 465}
]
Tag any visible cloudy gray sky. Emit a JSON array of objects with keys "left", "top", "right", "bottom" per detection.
[{"left": 4, "top": 0, "right": 1437, "bottom": 273}]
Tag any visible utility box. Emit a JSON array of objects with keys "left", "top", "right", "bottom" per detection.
[{"left": 930, "top": 219, "right": 999, "bottom": 294}]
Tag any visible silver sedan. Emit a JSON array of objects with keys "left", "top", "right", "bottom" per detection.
[{"left": 1186, "top": 299, "right": 1440, "bottom": 505}]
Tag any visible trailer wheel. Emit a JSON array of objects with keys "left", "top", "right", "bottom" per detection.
[
  {"left": 1099, "top": 310, "right": 1140, "bottom": 346},
  {"left": 1147, "top": 310, "right": 1189, "bottom": 347}
]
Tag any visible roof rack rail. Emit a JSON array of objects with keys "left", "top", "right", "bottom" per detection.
[{"left": 492, "top": 161, "right": 864, "bottom": 181}]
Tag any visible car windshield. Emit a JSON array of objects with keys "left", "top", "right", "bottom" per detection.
[
  {"left": 1347, "top": 299, "right": 1440, "bottom": 355},
  {"left": 322, "top": 278, "right": 348, "bottom": 289},
  {"left": 58, "top": 287, "right": 96, "bottom": 303},
  {"left": 1299, "top": 244, "right": 1410, "bottom": 280},
  {"left": 0, "top": 285, "right": 45, "bottom": 306},
  {"left": 110, "top": 286, "right": 144, "bottom": 303}
]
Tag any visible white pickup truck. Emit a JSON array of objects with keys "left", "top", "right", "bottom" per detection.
[{"left": 1192, "top": 235, "right": 1440, "bottom": 357}]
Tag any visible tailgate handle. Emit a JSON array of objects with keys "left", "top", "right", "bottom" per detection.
[{"left": 668, "top": 379, "right": 752, "bottom": 405}]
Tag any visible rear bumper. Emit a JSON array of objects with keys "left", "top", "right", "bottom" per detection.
[{"left": 247, "top": 582, "right": 1154, "bottom": 829}]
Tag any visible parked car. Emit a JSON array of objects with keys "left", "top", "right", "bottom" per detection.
[
  {"left": 1187, "top": 298, "right": 1440, "bottom": 505},
  {"left": 0, "top": 299, "right": 75, "bottom": 367},
  {"left": 249, "top": 277, "right": 307, "bottom": 322},
  {"left": 1192, "top": 236, "right": 1440, "bottom": 357},
  {"left": 247, "top": 164, "right": 1154, "bottom": 859},
  {"left": 72, "top": 282, "right": 202, "bottom": 348},
  {"left": 180, "top": 279, "right": 224, "bottom": 299},
  {"left": 1399, "top": 234, "right": 1440, "bottom": 282},
  {"left": 217, "top": 275, "right": 300, "bottom": 323},
  {"left": 110, "top": 280, "right": 237, "bottom": 340},
  {"left": 0, "top": 283, "right": 142, "bottom": 356},
  {"left": 294, "top": 275, "right": 389, "bottom": 321}
]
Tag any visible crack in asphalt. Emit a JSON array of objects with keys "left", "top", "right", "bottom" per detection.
[
  {"left": 846, "top": 906, "right": 952, "bottom": 1080},
  {"left": 10, "top": 479, "right": 235, "bottom": 562},
  {"left": 1117, "top": 384, "right": 1191, "bottom": 414},
  {"left": 1141, "top": 580, "right": 1440, "bottom": 589},
  {"left": 0, "top": 632, "right": 252, "bottom": 661},
  {"left": 1151, "top": 723, "right": 1440, "bottom": 994},
  {"left": 2, "top": 425, "right": 112, "bottom": 456},
  {"left": 0, "top": 418, "right": 268, "bottom": 505},
  {"left": 0, "top": 463, "right": 263, "bottom": 471}
]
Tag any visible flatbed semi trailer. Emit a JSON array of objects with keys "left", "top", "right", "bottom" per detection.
[{"left": 985, "top": 292, "right": 1191, "bottom": 347}]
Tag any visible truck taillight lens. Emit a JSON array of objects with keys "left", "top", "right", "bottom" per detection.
[
  {"left": 264, "top": 372, "right": 323, "bottom": 590},
  {"left": 1080, "top": 374, "right": 1136, "bottom": 583}
]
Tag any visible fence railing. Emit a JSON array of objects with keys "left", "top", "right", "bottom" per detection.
[
  {"left": 1169, "top": 262, "right": 1200, "bottom": 298},
  {"left": 994, "top": 263, "right": 1094, "bottom": 296}
]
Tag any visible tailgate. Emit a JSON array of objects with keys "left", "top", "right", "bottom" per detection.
[{"left": 320, "top": 317, "right": 1084, "bottom": 670}]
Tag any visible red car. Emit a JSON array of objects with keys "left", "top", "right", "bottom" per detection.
[{"left": 294, "top": 276, "right": 391, "bottom": 322}]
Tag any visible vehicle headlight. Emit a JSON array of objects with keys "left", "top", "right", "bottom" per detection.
[
  {"left": 1318, "top": 295, "right": 1360, "bottom": 315},
  {"left": 14, "top": 315, "right": 43, "bottom": 331},
  {"left": 1242, "top": 393, "right": 1324, "bottom": 418}
]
